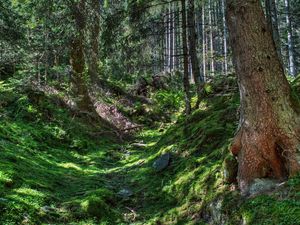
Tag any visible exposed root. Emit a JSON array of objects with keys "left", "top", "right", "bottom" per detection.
[{"left": 230, "top": 127, "right": 300, "bottom": 195}]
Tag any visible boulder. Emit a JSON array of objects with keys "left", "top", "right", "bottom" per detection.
[
  {"left": 117, "top": 188, "right": 133, "bottom": 198},
  {"left": 152, "top": 153, "right": 170, "bottom": 172},
  {"left": 249, "top": 178, "right": 278, "bottom": 196}
]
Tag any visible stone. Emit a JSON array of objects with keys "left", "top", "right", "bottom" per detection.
[
  {"left": 131, "top": 143, "right": 147, "bottom": 148},
  {"left": 152, "top": 153, "right": 170, "bottom": 172},
  {"left": 0, "top": 198, "right": 8, "bottom": 202},
  {"left": 249, "top": 178, "right": 278, "bottom": 196},
  {"left": 40, "top": 206, "right": 56, "bottom": 213},
  {"left": 117, "top": 188, "right": 133, "bottom": 198}
]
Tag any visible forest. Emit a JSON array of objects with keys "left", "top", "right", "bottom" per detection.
[{"left": 0, "top": 0, "right": 300, "bottom": 224}]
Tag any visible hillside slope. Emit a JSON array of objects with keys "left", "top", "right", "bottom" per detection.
[{"left": 0, "top": 79, "right": 299, "bottom": 225}]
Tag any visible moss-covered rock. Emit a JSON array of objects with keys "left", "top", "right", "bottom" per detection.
[{"left": 81, "top": 196, "right": 109, "bottom": 218}]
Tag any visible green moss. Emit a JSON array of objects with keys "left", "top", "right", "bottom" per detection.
[
  {"left": 1, "top": 78, "right": 299, "bottom": 225},
  {"left": 81, "top": 196, "right": 109, "bottom": 218}
]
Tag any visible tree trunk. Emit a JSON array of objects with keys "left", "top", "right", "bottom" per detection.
[
  {"left": 181, "top": 0, "right": 191, "bottom": 115},
  {"left": 187, "top": 0, "right": 203, "bottom": 108},
  {"left": 265, "top": 0, "right": 282, "bottom": 63},
  {"left": 169, "top": 2, "right": 173, "bottom": 72},
  {"left": 208, "top": 0, "right": 215, "bottom": 76},
  {"left": 226, "top": 0, "right": 300, "bottom": 195},
  {"left": 87, "top": 0, "right": 101, "bottom": 83},
  {"left": 284, "top": 0, "right": 296, "bottom": 77},
  {"left": 221, "top": 0, "right": 228, "bottom": 76},
  {"left": 202, "top": 2, "right": 206, "bottom": 81},
  {"left": 70, "top": 0, "right": 93, "bottom": 111}
]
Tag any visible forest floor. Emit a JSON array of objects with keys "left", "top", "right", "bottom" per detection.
[{"left": 0, "top": 79, "right": 300, "bottom": 225}]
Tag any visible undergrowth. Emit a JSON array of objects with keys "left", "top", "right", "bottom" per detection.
[{"left": 0, "top": 78, "right": 299, "bottom": 225}]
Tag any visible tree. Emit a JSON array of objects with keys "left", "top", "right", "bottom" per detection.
[
  {"left": 87, "top": 0, "right": 101, "bottom": 83},
  {"left": 265, "top": 0, "right": 282, "bottom": 61},
  {"left": 70, "top": 0, "right": 93, "bottom": 111},
  {"left": 181, "top": 0, "right": 191, "bottom": 115},
  {"left": 284, "top": 0, "right": 296, "bottom": 77},
  {"left": 226, "top": 0, "right": 300, "bottom": 194},
  {"left": 208, "top": 0, "right": 215, "bottom": 76},
  {"left": 187, "top": 0, "right": 203, "bottom": 108}
]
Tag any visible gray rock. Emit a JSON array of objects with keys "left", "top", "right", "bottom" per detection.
[
  {"left": 209, "top": 198, "right": 224, "bottom": 224},
  {"left": 202, "top": 198, "right": 227, "bottom": 225},
  {"left": 152, "top": 153, "right": 170, "bottom": 172},
  {"left": 131, "top": 143, "right": 147, "bottom": 148},
  {"left": 40, "top": 206, "right": 56, "bottom": 213},
  {"left": 117, "top": 188, "right": 133, "bottom": 198},
  {"left": 249, "top": 178, "right": 278, "bottom": 196},
  {"left": 0, "top": 198, "right": 8, "bottom": 202}
]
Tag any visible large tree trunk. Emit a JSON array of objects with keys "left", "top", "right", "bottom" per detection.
[
  {"left": 181, "top": 0, "right": 191, "bottom": 115},
  {"left": 187, "top": 0, "right": 203, "bottom": 109},
  {"left": 226, "top": 0, "right": 300, "bottom": 194}
]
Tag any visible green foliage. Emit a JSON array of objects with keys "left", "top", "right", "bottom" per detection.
[
  {"left": 1, "top": 78, "right": 300, "bottom": 224},
  {"left": 223, "top": 174, "right": 300, "bottom": 225},
  {"left": 0, "top": 81, "right": 119, "bottom": 224}
]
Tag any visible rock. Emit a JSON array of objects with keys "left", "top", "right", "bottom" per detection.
[
  {"left": 209, "top": 198, "right": 225, "bottom": 225},
  {"left": 202, "top": 198, "right": 226, "bottom": 225},
  {"left": 131, "top": 143, "right": 147, "bottom": 148},
  {"left": 0, "top": 198, "right": 8, "bottom": 203},
  {"left": 249, "top": 178, "right": 278, "bottom": 196},
  {"left": 117, "top": 188, "right": 133, "bottom": 198},
  {"left": 40, "top": 206, "right": 56, "bottom": 213},
  {"left": 81, "top": 196, "right": 109, "bottom": 218},
  {"left": 152, "top": 153, "right": 170, "bottom": 172}
]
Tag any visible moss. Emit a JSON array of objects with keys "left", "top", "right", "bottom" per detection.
[
  {"left": 81, "top": 196, "right": 110, "bottom": 218},
  {"left": 0, "top": 78, "right": 299, "bottom": 224}
]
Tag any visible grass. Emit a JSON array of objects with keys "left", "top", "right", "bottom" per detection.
[{"left": 0, "top": 79, "right": 300, "bottom": 224}]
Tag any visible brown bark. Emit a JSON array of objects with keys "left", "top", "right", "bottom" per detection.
[
  {"left": 87, "top": 0, "right": 101, "bottom": 83},
  {"left": 187, "top": 0, "right": 203, "bottom": 109},
  {"left": 265, "top": 0, "right": 282, "bottom": 62},
  {"left": 226, "top": 0, "right": 300, "bottom": 194},
  {"left": 181, "top": 0, "right": 191, "bottom": 115},
  {"left": 70, "top": 0, "right": 93, "bottom": 111}
]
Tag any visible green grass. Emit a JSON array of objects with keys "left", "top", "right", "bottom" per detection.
[
  {"left": 0, "top": 79, "right": 299, "bottom": 224},
  {"left": 0, "top": 82, "right": 121, "bottom": 224}
]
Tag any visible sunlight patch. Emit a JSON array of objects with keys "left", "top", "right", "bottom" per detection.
[{"left": 59, "top": 162, "right": 82, "bottom": 171}]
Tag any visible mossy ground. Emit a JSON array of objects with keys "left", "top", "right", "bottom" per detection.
[{"left": 0, "top": 80, "right": 299, "bottom": 224}]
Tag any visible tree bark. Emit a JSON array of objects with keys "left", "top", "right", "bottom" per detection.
[
  {"left": 265, "top": 0, "right": 282, "bottom": 63},
  {"left": 181, "top": 0, "right": 191, "bottom": 115},
  {"left": 284, "top": 0, "right": 296, "bottom": 77},
  {"left": 187, "top": 0, "right": 203, "bottom": 108},
  {"left": 221, "top": 0, "right": 228, "bottom": 76},
  {"left": 87, "top": 0, "right": 101, "bottom": 83},
  {"left": 202, "top": 2, "right": 206, "bottom": 81},
  {"left": 208, "top": 0, "right": 215, "bottom": 76},
  {"left": 226, "top": 0, "right": 300, "bottom": 195},
  {"left": 70, "top": 0, "right": 93, "bottom": 111}
]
